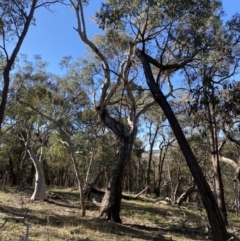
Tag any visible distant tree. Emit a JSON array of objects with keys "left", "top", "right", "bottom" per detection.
[
  {"left": 186, "top": 13, "right": 240, "bottom": 225},
  {"left": 8, "top": 55, "right": 91, "bottom": 215}
]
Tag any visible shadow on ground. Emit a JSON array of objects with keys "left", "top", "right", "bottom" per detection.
[{"left": 1, "top": 187, "right": 234, "bottom": 241}]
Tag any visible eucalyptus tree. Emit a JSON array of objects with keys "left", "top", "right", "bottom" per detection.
[
  {"left": 70, "top": 0, "right": 162, "bottom": 223},
  {"left": 0, "top": 0, "right": 66, "bottom": 128},
  {"left": 91, "top": 0, "right": 231, "bottom": 239},
  {"left": 185, "top": 13, "right": 240, "bottom": 225}
]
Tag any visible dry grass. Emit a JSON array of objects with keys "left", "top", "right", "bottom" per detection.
[{"left": 0, "top": 186, "right": 240, "bottom": 241}]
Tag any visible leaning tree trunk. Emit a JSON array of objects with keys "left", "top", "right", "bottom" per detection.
[
  {"left": 136, "top": 49, "right": 229, "bottom": 241},
  {"left": 99, "top": 134, "right": 135, "bottom": 223},
  {"left": 28, "top": 149, "right": 46, "bottom": 200}
]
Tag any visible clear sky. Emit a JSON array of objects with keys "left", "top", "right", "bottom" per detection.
[{"left": 13, "top": 0, "right": 240, "bottom": 73}]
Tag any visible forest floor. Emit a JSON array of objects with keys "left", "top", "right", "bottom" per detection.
[{"left": 0, "top": 186, "right": 240, "bottom": 241}]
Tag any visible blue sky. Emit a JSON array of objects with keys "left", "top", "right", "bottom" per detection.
[
  {"left": 16, "top": 1, "right": 102, "bottom": 72},
  {"left": 13, "top": 0, "right": 240, "bottom": 73}
]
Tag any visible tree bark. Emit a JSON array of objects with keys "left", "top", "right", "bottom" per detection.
[
  {"left": 136, "top": 49, "right": 229, "bottom": 241},
  {"left": 99, "top": 133, "right": 135, "bottom": 223}
]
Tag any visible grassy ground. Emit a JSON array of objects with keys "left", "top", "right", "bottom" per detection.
[{"left": 0, "top": 186, "right": 240, "bottom": 241}]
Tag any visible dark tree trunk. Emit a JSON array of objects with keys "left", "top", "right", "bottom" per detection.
[
  {"left": 99, "top": 134, "right": 134, "bottom": 223},
  {"left": 136, "top": 49, "right": 229, "bottom": 241}
]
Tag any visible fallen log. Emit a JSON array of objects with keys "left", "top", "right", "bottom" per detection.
[{"left": 133, "top": 186, "right": 150, "bottom": 199}]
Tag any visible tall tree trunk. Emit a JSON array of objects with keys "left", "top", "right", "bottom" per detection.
[
  {"left": 28, "top": 149, "right": 46, "bottom": 200},
  {"left": 136, "top": 49, "right": 229, "bottom": 240},
  {"left": 205, "top": 80, "right": 228, "bottom": 225},
  {"left": 99, "top": 134, "right": 134, "bottom": 223}
]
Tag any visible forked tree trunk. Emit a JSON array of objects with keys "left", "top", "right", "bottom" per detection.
[
  {"left": 99, "top": 134, "right": 134, "bottom": 223},
  {"left": 136, "top": 49, "right": 229, "bottom": 240},
  {"left": 28, "top": 149, "right": 46, "bottom": 200}
]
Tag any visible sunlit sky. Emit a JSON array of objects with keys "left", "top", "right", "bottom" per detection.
[{"left": 12, "top": 0, "right": 240, "bottom": 73}]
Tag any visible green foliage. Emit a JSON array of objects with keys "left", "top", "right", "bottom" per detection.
[
  {"left": 93, "top": 30, "right": 132, "bottom": 59},
  {"left": 0, "top": 0, "right": 31, "bottom": 41}
]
